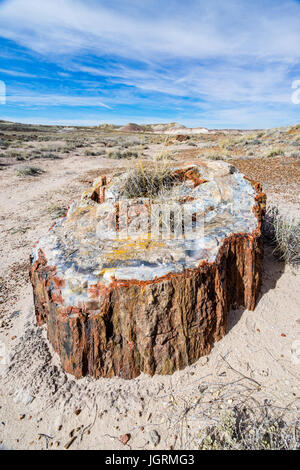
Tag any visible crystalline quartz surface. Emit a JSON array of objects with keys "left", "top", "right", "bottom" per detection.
[{"left": 33, "top": 162, "right": 258, "bottom": 307}]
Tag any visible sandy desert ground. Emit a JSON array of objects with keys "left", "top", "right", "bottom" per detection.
[{"left": 0, "top": 121, "right": 299, "bottom": 450}]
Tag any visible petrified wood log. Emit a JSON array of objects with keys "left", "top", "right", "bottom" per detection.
[{"left": 30, "top": 161, "right": 265, "bottom": 379}]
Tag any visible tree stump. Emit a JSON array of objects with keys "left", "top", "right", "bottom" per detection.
[{"left": 30, "top": 161, "right": 266, "bottom": 379}]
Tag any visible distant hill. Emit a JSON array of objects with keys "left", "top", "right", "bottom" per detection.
[{"left": 119, "top": 123, "right": 146, "bottom": 133}]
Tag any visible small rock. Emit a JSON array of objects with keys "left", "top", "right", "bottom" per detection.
[
  {"left": 119, "top": 433, "right": 131, "bottom": 445},
  {"left": 149, "top": 430, "right": 160, "bottom": 447},
  {"left": 74, "top": 409, "right": 81, "bottom": 416},
  {"left": 198, "top": 356, "right": 209, "bottom": 366},
  {"left": 10, "top": 311, "right": 20, "bottom": 319},
  {"left": 18, "top": 414, "right": 25, "bottom": 420}
]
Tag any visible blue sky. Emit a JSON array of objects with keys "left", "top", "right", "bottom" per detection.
[{"left": 0, "top": 0, "right": 300, "bottom": 128}]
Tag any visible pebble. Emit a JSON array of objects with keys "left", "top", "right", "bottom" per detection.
[
  {"left": 119, "top": 433, "right": 131, "bottom": 445},
  {"left": 149, "top": 430, "right": 160, "bottom": 447},
  {"left": 198, "top": 356, "right": 209, "bottom": 366},
  {"left": 18, "top": 414, "right": 25, "bottom": 420}
]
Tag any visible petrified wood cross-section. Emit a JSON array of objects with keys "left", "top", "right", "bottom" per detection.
[{"left": 30, "top": 161, "right": 265, "bottom": 379}]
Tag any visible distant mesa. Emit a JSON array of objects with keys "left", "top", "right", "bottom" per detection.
[
  {"left": 119, "top": 123, "right": 145, "bottom": 133},
  {"left": 117, "top": 122, "right": 209, "bottom": 135}
]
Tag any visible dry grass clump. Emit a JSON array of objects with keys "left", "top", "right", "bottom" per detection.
[
  {"left": 263, "top": 205, "right": 300, "bottom": 265},
  {"left": 16, "top": 166, "right": 44, "bottom": 177},
  {"left": 121, "top": 164, "right": 178, "bottom": 199},
  {"left": 198, "top": 405, "right": 300, "bottom": 450}
]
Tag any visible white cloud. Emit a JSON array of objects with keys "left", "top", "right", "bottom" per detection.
[
  {"left": 6, "top": 92, "right": 111, "bottom": 108},
  {"left": 0, "top": 68, "right": 36, "bottom": 77},
  {"left": 0, "top": 0, "right": 300, "bottom": 60},
  {"left": 73, "top": 60, "right": 293, "bottom": 106}
]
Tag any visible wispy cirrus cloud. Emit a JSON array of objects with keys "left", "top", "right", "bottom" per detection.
[
  {"left": 1, "top": 0, "right": 300, "bottom": 60},
  {"left": 0, "top": 67, "right": 36, "bottom": 78},
  {"left": 6, "top": 91, "right": 111, "bottom": 108}
]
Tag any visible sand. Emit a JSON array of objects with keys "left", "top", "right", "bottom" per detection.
[{"left": 0, "top": 150, "right": 299, "bottom": 450}]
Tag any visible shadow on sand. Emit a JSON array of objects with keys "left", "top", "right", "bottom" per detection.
[{"left": 226, "top": 243, "right": 285, "bottom": 332}]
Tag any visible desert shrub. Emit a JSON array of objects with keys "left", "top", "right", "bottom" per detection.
[
  {"left": 84, "top": 148, "right": 106, "bottom": 157},
  {"left": 198, "top": 406, "right": 300, "bottom": 450},
  {"left": 62, "top": 144, "right": 76, "bottom": 153},
  {"left": 263, "top": 205, "right": 300, "bottom": 265},
  {"left": 104, "top": 139, "right": 117, "bottom": 148},
  {"left": 106, "top": 150, "right": 138, "bottom": 159},
  {"left": 84, "top": 149, "right": 97, "bottom": 156},
  {"left": 0, "top": 141, "right": 10, "bottom": 149},
  {"left": 6, "top": 150, "right": 20, "bottom": 158},
  {"left": 207, "top": 154, "right": 225, "bottom": 161},
  {"left": 74, "top": 140, "right": 85, "bottom": 148},
  {"left": 266, "top": 148, "right": 284, "bottom": 158},
  {"left": 16, "top": 166, "right": 44, "bottom": 177},
  {"left": 42, "top": 152, "right": 61, "bottom": 159}
]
